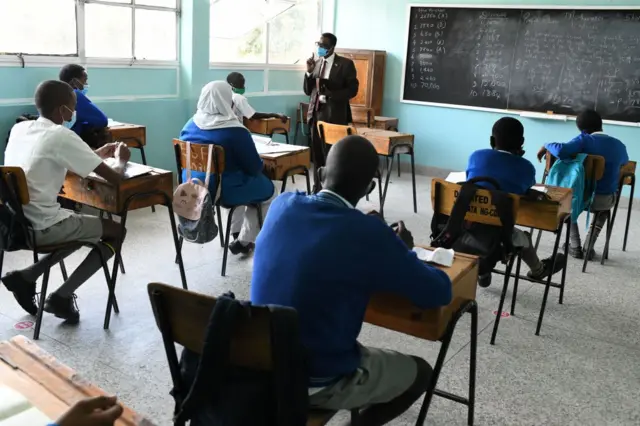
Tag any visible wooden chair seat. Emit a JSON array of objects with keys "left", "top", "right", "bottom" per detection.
[{"left": 307, "top": 409, "right": 336, "bottom": 426}]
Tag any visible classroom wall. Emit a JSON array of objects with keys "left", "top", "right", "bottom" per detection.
[{"left": 334, "top": 0, "right": 640, "bottom": 196}]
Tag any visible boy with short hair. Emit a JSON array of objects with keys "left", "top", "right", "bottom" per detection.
[
  {"left": 467, "top": 117, "right": 566, "bottom": 285},
  {"left": 2, "top": 80, "right": 130, "bottom": 323},
  {"left": 537, "top": 109, "right": 629, "bottom": 259},
  {"left": 226, "top": 72, "right": 288, "bottom": 124}
]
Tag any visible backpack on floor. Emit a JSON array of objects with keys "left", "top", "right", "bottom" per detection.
[
  {"left": 431, "top": 177, "right": 516, "bottom": 278},
  {"left": 173, "top": 143, "right": 218, "bottom": 244},
  {"left": 546, "top": 153, "right": 591, "bottom": 224}
]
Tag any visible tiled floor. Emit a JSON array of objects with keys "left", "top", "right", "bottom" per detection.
[{"left": 2, "top": 172, "right": 640, "bottom": 425}]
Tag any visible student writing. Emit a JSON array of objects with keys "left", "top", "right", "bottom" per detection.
[{"left": 226, "top": 72, "right": 287, "bottom": 124}]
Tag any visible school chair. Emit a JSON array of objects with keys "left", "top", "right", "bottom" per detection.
[
  {"left": 0, "top": 167, "right": 117, "bottom": 340},
  {"left": 173, "top": 139, "right": 264, "bottom": 277},
  {"left": 610, "top": 161, "right": 636, "bottom": 252},
  {"left": 317, "top": 121, "right": 384, "bottom": 215},
  {"left": 293, "top": 102, "right": 311, "bottom": 148},
  {"left": 147, "top": 283, "right": 358, "bottom": 426},
  {"left": 537, "top": 154, "right": 606, "bottom": 273}
]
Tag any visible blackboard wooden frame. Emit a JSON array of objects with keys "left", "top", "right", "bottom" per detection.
[{"left": 401, "top": 3, "right": 640, "bottom": 127}]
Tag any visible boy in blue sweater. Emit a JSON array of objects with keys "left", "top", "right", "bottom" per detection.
[
  {"left": 467, "top": 117, "right": 565, "bottom": 285},
  {"left": 251, "top": 135, "right": 452, "bottom": 425},
  {"left": 59, "top": 64, "right": 109, "bottom": 148},
  {"left": 537, "top": 109, "right": 629, "bottom": 259}
]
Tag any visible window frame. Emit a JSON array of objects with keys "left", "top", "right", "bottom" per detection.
[
  {"left": 209, "top": 0, "right": 323, "bottom": 71},
  {"left": 0, "top": 0, "right": 180, "bottom": 67}
]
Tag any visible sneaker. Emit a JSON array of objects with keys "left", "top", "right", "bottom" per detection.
[
  {"left": 44, "top": 293, "right": 80, "bottom": 324},
  {"left": 1, "top": 272, "right": 38, "bottom": 316},
  {"left": 478, "top": 273, "right": 492, "bottom": 288},
  {"left": 527, "top": 254, "right": 566, "bottom": 281},
  {"left": 228, "top": 240, "right": 254, "bottom": 255}
]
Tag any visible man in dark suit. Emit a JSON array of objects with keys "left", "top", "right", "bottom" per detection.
[{"left": 304, "top": 33, "right": 359, "bottom": 192}]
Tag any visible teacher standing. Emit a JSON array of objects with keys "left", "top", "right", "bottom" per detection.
[{"left": 304, "top": 32, "right": 359, "bottom": 192}]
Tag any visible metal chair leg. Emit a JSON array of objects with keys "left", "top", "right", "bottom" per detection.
[
  {"left": 582, "top": 212, "right": 601, "bottom": 273},
  {"left": 138, "top": 145, "right": 155, "bottom": 213},
  {"left": 467, "top": 302, "right": 478, "bottom": 426},
  {"left": 221, "top": 207, "right": 236, "bottom": 277},
  {"left": 33, "top": 267, "right": 51, "bottom": 340},
  {"left": 174, "top": 237, "right": 184, "bottom": 265},
  {"left": 559, "top": 218, "right": 571, "bottom": 305},
  {"left": 304, "top": 168, "right": 311, "bottom": 194},
  {"left": 510, "top": 256, "right": 522, "bottom": 316},
  {"left": 623, "top": 177, "right": 635, "bottom": 251},
  {"left": 59, "top": 260, "right": 69, "bottom": 281},
  {"left": 381, "top": 155, "right": 394, "bottom": 217},
  {"left": 536, "top": 224, "right": 564, "bottom": 335},
  {"left": 397, "top": 154, "right": 401, "bottom": 177},
  {"left": 410, "top": 149, "right": 417, "bottom": 213},
  {"left": 490, "top": 256, "right": 516, "bottom": 345},
  {"left": 0, "top": 250, "right": 4, "bottom": 278},
  {"left": 601, "top": 211, "right": 612, "bottom": 265},
  {"left": 216, "top": 204, "right": 225, "bottom": 248},
  {"left": 107, "top": 213, "right": 126, "bottom": 275}
]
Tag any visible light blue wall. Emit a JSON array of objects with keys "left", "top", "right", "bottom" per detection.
[{"left": 335, "top": 0, "right": 640, "bottom": 196}]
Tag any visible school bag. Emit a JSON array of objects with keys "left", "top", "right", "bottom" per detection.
[
  {"left": 546, "top": 153, "right": 591, "bottom": 224},
  {"left": 172, "top": 143, "right": 218, "bottom": 244},
  {"left": 0, "top": 172, "right": 30, "bottom": 252},
  {"left": 173, "top": 292, "right": 308, "bottom": 426},
  {"left": 431, "top": 177, "right": 516, "bottom": 279}
]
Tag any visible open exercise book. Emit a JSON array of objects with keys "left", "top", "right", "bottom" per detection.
[
  {"left": 89, "top": 158, "right": 152, "bottom": 181},
  {"left": 252, "top": 135, "right": 308, "bottom": 155},
  {"left": 0, "top": 386, "right": 51, "bottom": 425}
]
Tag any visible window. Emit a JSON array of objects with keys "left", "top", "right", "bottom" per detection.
[
  {"left": 0, "top": 0, "right": 179, "bottom": 62},
  {"left": 210, "top": 0, "right": 321, "bottom": 66}
]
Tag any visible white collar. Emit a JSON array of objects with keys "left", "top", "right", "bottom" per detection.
[
  {"left": 319, "top": 189, "right": 354, "bottom": 209},
  {"left": 36, "top": 116, "right": 56, "bottom": 126},
  {"left": 497, "top": 150, "right": 513, "bottom": 154},
  {"left": 323, "top": 53, "right": 335, "bottom": 63},
  {"left": 591, "top": 131, "right": 606, "bottom": 136}
]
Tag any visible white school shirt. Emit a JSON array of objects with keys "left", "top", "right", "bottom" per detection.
[
  {"left": 4, "top": 117, "right": 103, "bottom": 230},
  {"left": 305, "top": 53, "right": 335, "bottom": 80},
  {"left": 232, "top": 93, "right": 256, "bottom": 123}
]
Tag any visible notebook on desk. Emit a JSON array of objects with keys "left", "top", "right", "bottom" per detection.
[
  {"left": 89, "top": 160, "right": 151, "bottom": 181},
  {"left": 107, "top": 118, "right": 127, "bottom": 128},
  {"left": 252, "top": 135, "right": 307, "bottom": 155}
]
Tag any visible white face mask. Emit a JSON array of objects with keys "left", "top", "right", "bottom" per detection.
[{"left": 62, "top": 106, "right": 77, "bottom": 129}]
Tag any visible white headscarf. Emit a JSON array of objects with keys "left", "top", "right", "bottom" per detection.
[{"left": 192, "top": 81, "right": 244, "bottom": 130}]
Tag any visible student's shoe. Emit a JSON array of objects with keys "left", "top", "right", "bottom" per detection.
[
  {"left": 566, "top": 245, "right": 584, "bottom": 259},
  {"left": 228, "top": 240, "right": 254, "bottom": 255},
  {"left": 478, "top": 273, "right": 492, "bottom": 288},
  {"left": 583, "top": 248, "right": 596, "bottom": 261},
  {"left": 1, "top": 272, "right": 38, "bottom": 316},
  {"left": 526, "top": 254, "right": 566, "bottom": 281},
  {"left": 44, "top": 293, "right": 80, "bottom": 324}
]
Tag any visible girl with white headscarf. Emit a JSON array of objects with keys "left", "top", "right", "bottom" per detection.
[{"left": 180, "top": 81, "right": 275, "bottom": 254}]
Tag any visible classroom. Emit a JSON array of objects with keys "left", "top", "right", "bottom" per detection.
[{"left": 1, "top": 0, "right": 639, "bottom": 425}]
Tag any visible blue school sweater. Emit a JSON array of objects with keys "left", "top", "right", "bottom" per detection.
[
  {"left": 250, "top": 191, "right": 453, "bottom": 384},
  {"left": 71, "top": 90, "right": 108, "bottom": 135},
  {"left": 180, "top": 120, "right": 274, "bottom": 206},
  {"left": 466, "top": 149, "right": 537, "bottom": 195},
  {"left": 545, "top": 132, "right": 629, "bottom": 195}
]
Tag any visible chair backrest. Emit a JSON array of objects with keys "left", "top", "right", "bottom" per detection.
[
  {"left": 297, "top": 102, "right": 310, "bottom": 125},
  {"left": 147, "top": 282, "right": 273, "bottom": 371},
  {"left": 317, "top": 122, "right": 358, "bottom": 146},
  {"left": 0, "top": 167, "right": 29, "bottom": 205},
  {"left": 350, "top": 106, "right": 374, "bottom": 128},
  {"left": 621, "top": 160, "right": 636, "bottom": 185},
  {"left": 172, "top": 139, "right": 226, "bottom": 185},
  {"left": 431, "top": 178, "right": 520, "bottom": 227}
]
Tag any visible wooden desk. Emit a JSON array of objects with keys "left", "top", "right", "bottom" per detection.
[
  {"left": 108, "top": 124, "right": 148, "bottom": 165},
  {"left": 244, "top": 117, "right": 291, "bottom": 143},
  {"left": 365, "top": 250, "right": 478, "bottom": 341},
  {"left": 374, "top": 116, "right": 399, "bottom": 131},
  {"left": 0, "top": 336, "right": 154, "bottom": 426},
  {"left": 519, "top": 185, "right": 572, "bottom": 232},
  {"left": 257, "top": 146, "right": 311, "bottom": 193}
]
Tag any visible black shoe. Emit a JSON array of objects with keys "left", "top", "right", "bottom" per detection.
[
  {"left": 44, "top": 293, "right": 80, "bottom": 324},
  {"left": 527, "top": 254, "right": 566, "bottom": 281},
  {"left": 228, "top": 240, "right": 254, "bottom": 255},
  {"left": 478, "top": 273, "right": 492, "bottom": 288},
  {"left": 566, "top": 245, "right": 584, "bottom": 259},
  {"left": 584, "top": 248, "right": 596, "bottom": 261},
  {"left": 1, "top": 272, "right": 37, "bottom": 316}
]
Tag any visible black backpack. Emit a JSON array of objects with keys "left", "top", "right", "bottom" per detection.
[
  {"left": 0, "top": 172, "right": 30, "bottom": 252},
  {"left": 173, "top": 293, "right": 308, "bottom": 426},
  {"left": 431, "top": 177, "right": 516, "bottom": 278}
]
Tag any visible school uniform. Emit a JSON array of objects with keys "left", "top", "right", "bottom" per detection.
[
  {"left": 72, "top": 90, "right": 108, "bottom": 136},
  {"left": 231, "top": 92, "right": 256, "bottom": 122},
  {"left": 250, "top": 190, "right": 452, "bottom": 410}
]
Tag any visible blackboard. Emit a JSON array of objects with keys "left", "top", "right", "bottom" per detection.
[{"left": 402, "top": 6, "right": 640, "bottom": 124}]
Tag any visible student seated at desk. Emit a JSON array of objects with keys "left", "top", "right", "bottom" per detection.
[
  {"left": 180, "top": 81, "right": 275, "bottom": 255},
  {"left": 226, "top": 72, "right": 287, "bottom": 124},
  {"left": 537, "top": 110, "right": 629, "bottom": 260},
  {"left": 59, "top": 64, "right": 109, "bottom": 148},
  {"left": 467, "top": 117, "right": 565, "bottom": 286},
  {"left": 2, "top": 80, "right": 130, "bottom": 323},
  {"left": 251, "top": 135, "right": 451, "bottom": 425}
]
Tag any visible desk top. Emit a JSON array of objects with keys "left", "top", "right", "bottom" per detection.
[
  {"left": 255, "top": 142, "right": 309, "bottom": 160},
  {"left": 0, "top": 336, "right": 154, "bottom": 426},
  {"left": 519, "top": 184, "right": 572, "bottom": 231}
]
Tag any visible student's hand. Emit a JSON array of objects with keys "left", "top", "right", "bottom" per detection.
[
  {"left": 56, "top": 396, "right": 124, "bottom": 426},
  {"left": 115, "top": 143, "right": 131, "bottom": 163},
  {"left": 391, "top": 221, "right": 414, "bottom": 249},
  {"left": 306, "top": 53, "right": 315, "bottom": 73},
  {"left": 537, "top": 146, "right": 548, "bottom": 163},
  {"left": 95, "top": 143, "right": 119, "bottom": 159}
]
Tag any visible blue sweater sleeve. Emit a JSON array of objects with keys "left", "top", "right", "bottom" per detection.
[
  {"left": 545, "top": 134, "right": 585, "bottom": 160},
  {"left": 233, "top": 128, "right": 264, "bottom": 176},
  {"left": 369, "top": 220, "right": 453, "bottom": 309},
  {"left": 75, "top": 90, "right": 108, "bottom": 128}
]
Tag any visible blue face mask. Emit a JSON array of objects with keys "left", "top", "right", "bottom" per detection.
[
  {"left": 62, "top": 107, "right": 77, "bottom": 129},
  {"left": 80, "top": 85, "right": 89, "bottom": 96},
  {"left": 317, "top": 46, "right": 328, "bottom": 57}
]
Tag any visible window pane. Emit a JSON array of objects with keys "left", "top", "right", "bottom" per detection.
[
  {"left": 136, "top": 0, "right": 176, "bottom": 7},
  {"left": 210, "top": 0, "right": 293, "bottom": 63},
  {"left": 135, "top": 9, "right": 177, "bottom": 60},
  {"left": 85, "top": 4, "right": 132, "bottom": 58},
  {"left": 0, "top": 0, "right": 77, "bottom": 55},
  {"left": 269, "top": 0, "right": 319, "bottom": 65}
]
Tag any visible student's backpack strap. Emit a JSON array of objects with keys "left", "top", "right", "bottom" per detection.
[{"left": 268, "top": 305, "right": 309, "bottom": 426}]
